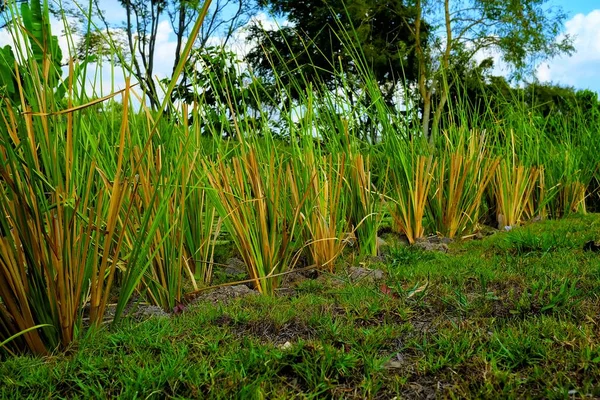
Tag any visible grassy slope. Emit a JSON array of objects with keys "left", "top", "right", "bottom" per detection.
[{"left": 2, "top": 214, "right": 600, "bottom": 399}]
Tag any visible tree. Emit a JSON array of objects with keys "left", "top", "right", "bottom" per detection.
[
  {"left": 166, "top": 45, "right": 270, "bottom": 137},
  {"left": 409, "top": 0, "right": 574, "bottom": 138},
  {"left": 246, "top": 0, "right": 427, "bottom": 107},
  {"left": 79, "top": 0, "right": 258, "bottom": 110}
]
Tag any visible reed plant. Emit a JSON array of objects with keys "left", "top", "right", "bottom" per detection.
[
  {"left": 542, "top": 144, "right": 596, "bottom": 218},
  {"left": 491, "top": 158, "right": 541, "bottom": 229},
  {"left": 204, "top": 146, "right": 303, "bottom": 295},
  {"left": 0, "top": 0, "right": 213, "bottom": 354},
  {"left": 345, "top": 151, "right": 382, "bottom": 256},
  {"left": 122, "top": 143, "right": 193, "bottom": 311},
  {"left": 0, "top": 68, "right": 137, "bottom": 354},
  {"left": 183, "top": 174, "right": 221, "bottom": 286},
  {"left": 385, "top": 135, "right": 436, "bottom": 244},
  {"left": 0, "top": 0, "right": 139, "bottom": 353},
  {"left": 288, "top": 145, "right": 349, "bottom": 272},
  {"left": 428, "top": 130, "right": 499, "bottom": 238}
]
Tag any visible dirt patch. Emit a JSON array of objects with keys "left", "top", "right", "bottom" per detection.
[
  {"left": 244, "top": 318, "right": 315, "bottom": 344},
  {"left": 353, "top": 309, "right": 408, "bottom": 328},
  {"left": 213, "top": 314, "right": 315, "bottom": 345},
  {"left": 83, "top": 295, "right": 170, "bottom": 326}
]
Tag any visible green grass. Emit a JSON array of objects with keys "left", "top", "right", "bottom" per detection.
[{"left": 2, "top": 214, "right": 599, "bottom": 399}]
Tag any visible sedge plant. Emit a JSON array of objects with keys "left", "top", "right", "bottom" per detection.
[
  {"left": 204, "top": 145, "right": 304, "bottom": 295},
  {"left": 428, "top": 129, "right": 500, "bottom": 238},
  {"left": 288, "top": 143, "right": 349, "bottom": 272}
]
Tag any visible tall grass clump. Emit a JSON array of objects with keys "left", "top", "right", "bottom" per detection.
[
  {"left": 345, "top": 150, "right": 383, "bottom": 255},
  {"left": 123, "top": 141, "right": 192, "bottom": 311},
  {"left": 0, "top": 1, "right": 137, "bottom": 352},
  {"left": 386, "top": 137, "right": 436, "bottom": 244},
  {"left": 428, "top": 129, "right": 499, "bottom": 238},
  {"left": 183, "top": 172, "right": 221, "bottom": 286},
  {"left": 486, "top": 125, "right": 542, "bottom": 229},
  {"left": 540, "top": 113, "right": 599, "bottom": 218},
  {"left": 0, "top": 0, "right": 213, "bottom": 354},
  {"left": 492, "top": 158, "right": 541, "bottom": 229},
  {"left": 288, "top": 138, "right": 349, "bottom": 272},
  {"left": 204, "top": 143, "right": 304, "bottom": 295}
]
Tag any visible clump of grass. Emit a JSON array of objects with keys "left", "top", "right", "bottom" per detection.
[
  {"left": 204, "top": 147, "right": 304, "bottom": 294},
  {"left": 387, "top": 140, "right": 436, "bottom": 244},
  {"left": 289, "top": 147, "right": 349, "bottom": 272},
  {"left": 503, "top": 229, "right": 577, "bottom": 255},
  {"left": 183, "top": 177, "right": 221, "bottom": 285},
  {"left": 0, "top": 0, "right": 213, "bottom": 353},
  {"left": 491, "top": 158, "right": 541, "bottom": 229},
  {"left": 545, "top": 146, "right": 591, "bottom": 217},
  {"left": 124, "top": 143, "right": 193, "bottom": 311},
  {"left": 0, "top": 77, "right": 136, "bottom": 354},
  {"left": 346, "top": 151, "right": 383, "bottom": 255},
  {"left": 428, "top": 130, "right": 499, "bottom": 238}
]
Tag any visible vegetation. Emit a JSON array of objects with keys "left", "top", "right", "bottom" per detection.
[
  {"left": 0, "top": 0, "right": 599, "bottom": 397},
  {"left": 2, "top": 214, "right": 600, "bottom": 398}
]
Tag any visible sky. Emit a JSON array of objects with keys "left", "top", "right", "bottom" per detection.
[
  {"left": 535, "top": 0, "right": 600, "bottom": 93},
  {"left": 1, "top": 0, "right": 599, "bottom": 96}
]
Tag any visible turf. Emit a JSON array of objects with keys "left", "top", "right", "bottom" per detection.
[{"left": 2, "top": 214, "right": 600, "bottom": 399}]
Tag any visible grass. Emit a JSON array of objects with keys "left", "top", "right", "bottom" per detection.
[
  {"left": 2, "top": 214, "right": 600, "bottom": 398},
  {"left": 1, "top": 2, "right": 600, "bottom": 397}
]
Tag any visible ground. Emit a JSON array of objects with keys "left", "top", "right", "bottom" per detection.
[{"left": 2, "top": 214, "right": 600, "bottom": 399}]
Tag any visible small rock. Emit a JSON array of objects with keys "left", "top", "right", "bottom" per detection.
[
  {"left": 190, "top": 284, "right": 259, "bottom": 305},
  {"left": 130, "top": 305, "right": 170, "bottom": 321},
  {"left": 413, "top": 240, "right": 448, "bottom": 253},
  {"left": 377, "top": 236, "right": 390, "bottom": 256},
  {"left": 280, "top": 341, "right": 293, "bottom": 350},
  {"left": 223, "top": 258, "right": 248, "bottom": 276},
  {"left": 439, "top": 237, "right": 453, "bottom": 245},
  {"left": 383, "top": 360, "right": 404, "bottom": 369},
  {"left": 282, "top": 271, "right": 308, "bottom": 287},
  {"left": 348, "top": 266, "right": 385, "bottom": 282},
  {"left": 383, "top": 353, "right": 405, "bottom": 369},
  {"left": 365, "top": 255, "right": 386, "bottom": 264}
]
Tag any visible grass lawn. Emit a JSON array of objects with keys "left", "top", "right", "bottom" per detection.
[{"left": 2, "top": 214, "right": 600, "bottom": 399}]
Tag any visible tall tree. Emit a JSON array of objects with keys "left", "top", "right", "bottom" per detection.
[
  {"left": 246, "top": 0, "right": 427, "bottom": 107},
  {"left": 409, "top": 0, "right": 574, "bottom": 138},
  {"left": 80, "top": 0, "right": 258, "bottom": 110}
]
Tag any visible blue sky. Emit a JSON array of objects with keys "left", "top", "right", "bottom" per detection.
[
  {"left": 551, "top": 0, "right": 598, "bottom": 17},
  {"left": 2, "top": 0, "right": 597, "bottom": 96},
  {"left": 536, "top": 0, "right": 600, "bottom": 93}
]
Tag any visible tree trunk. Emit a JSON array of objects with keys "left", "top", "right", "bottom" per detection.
[
  {"left": 431, "top": 89, "right": 448, "bottom": 138},
  {"left": 422, "top": 93, "right": 431, "bottom": 139}
]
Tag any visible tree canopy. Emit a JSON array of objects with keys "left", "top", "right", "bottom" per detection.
[
  {"left": 246, "top": 0, "right": 575, "bottom": 138},
  {"left": 246, "top": 0, "right": 428, "bottom": 105}
]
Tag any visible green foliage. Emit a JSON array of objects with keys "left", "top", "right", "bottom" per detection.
[
  {"left": 0, "top": 45, "right": 17, "bottom": 101},
  {"left": 2, "top": 215, "right": 600, "bottom": 397},
  {"left": 0, "top": 0, "right": 64, "bottom": 104},
  {"left": 165, "top": 46, "right": 269, "bottom": 137},
  {"left": 247, "top": 0, "right": 427, "bottom": 103}
]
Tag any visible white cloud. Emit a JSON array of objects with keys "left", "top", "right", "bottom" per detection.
[
  {"left": 152, "top": 20, "right": 180, "bottom": 79},
  {"left": 535, "top": 9, "right": 600, "bottom": 92}
]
